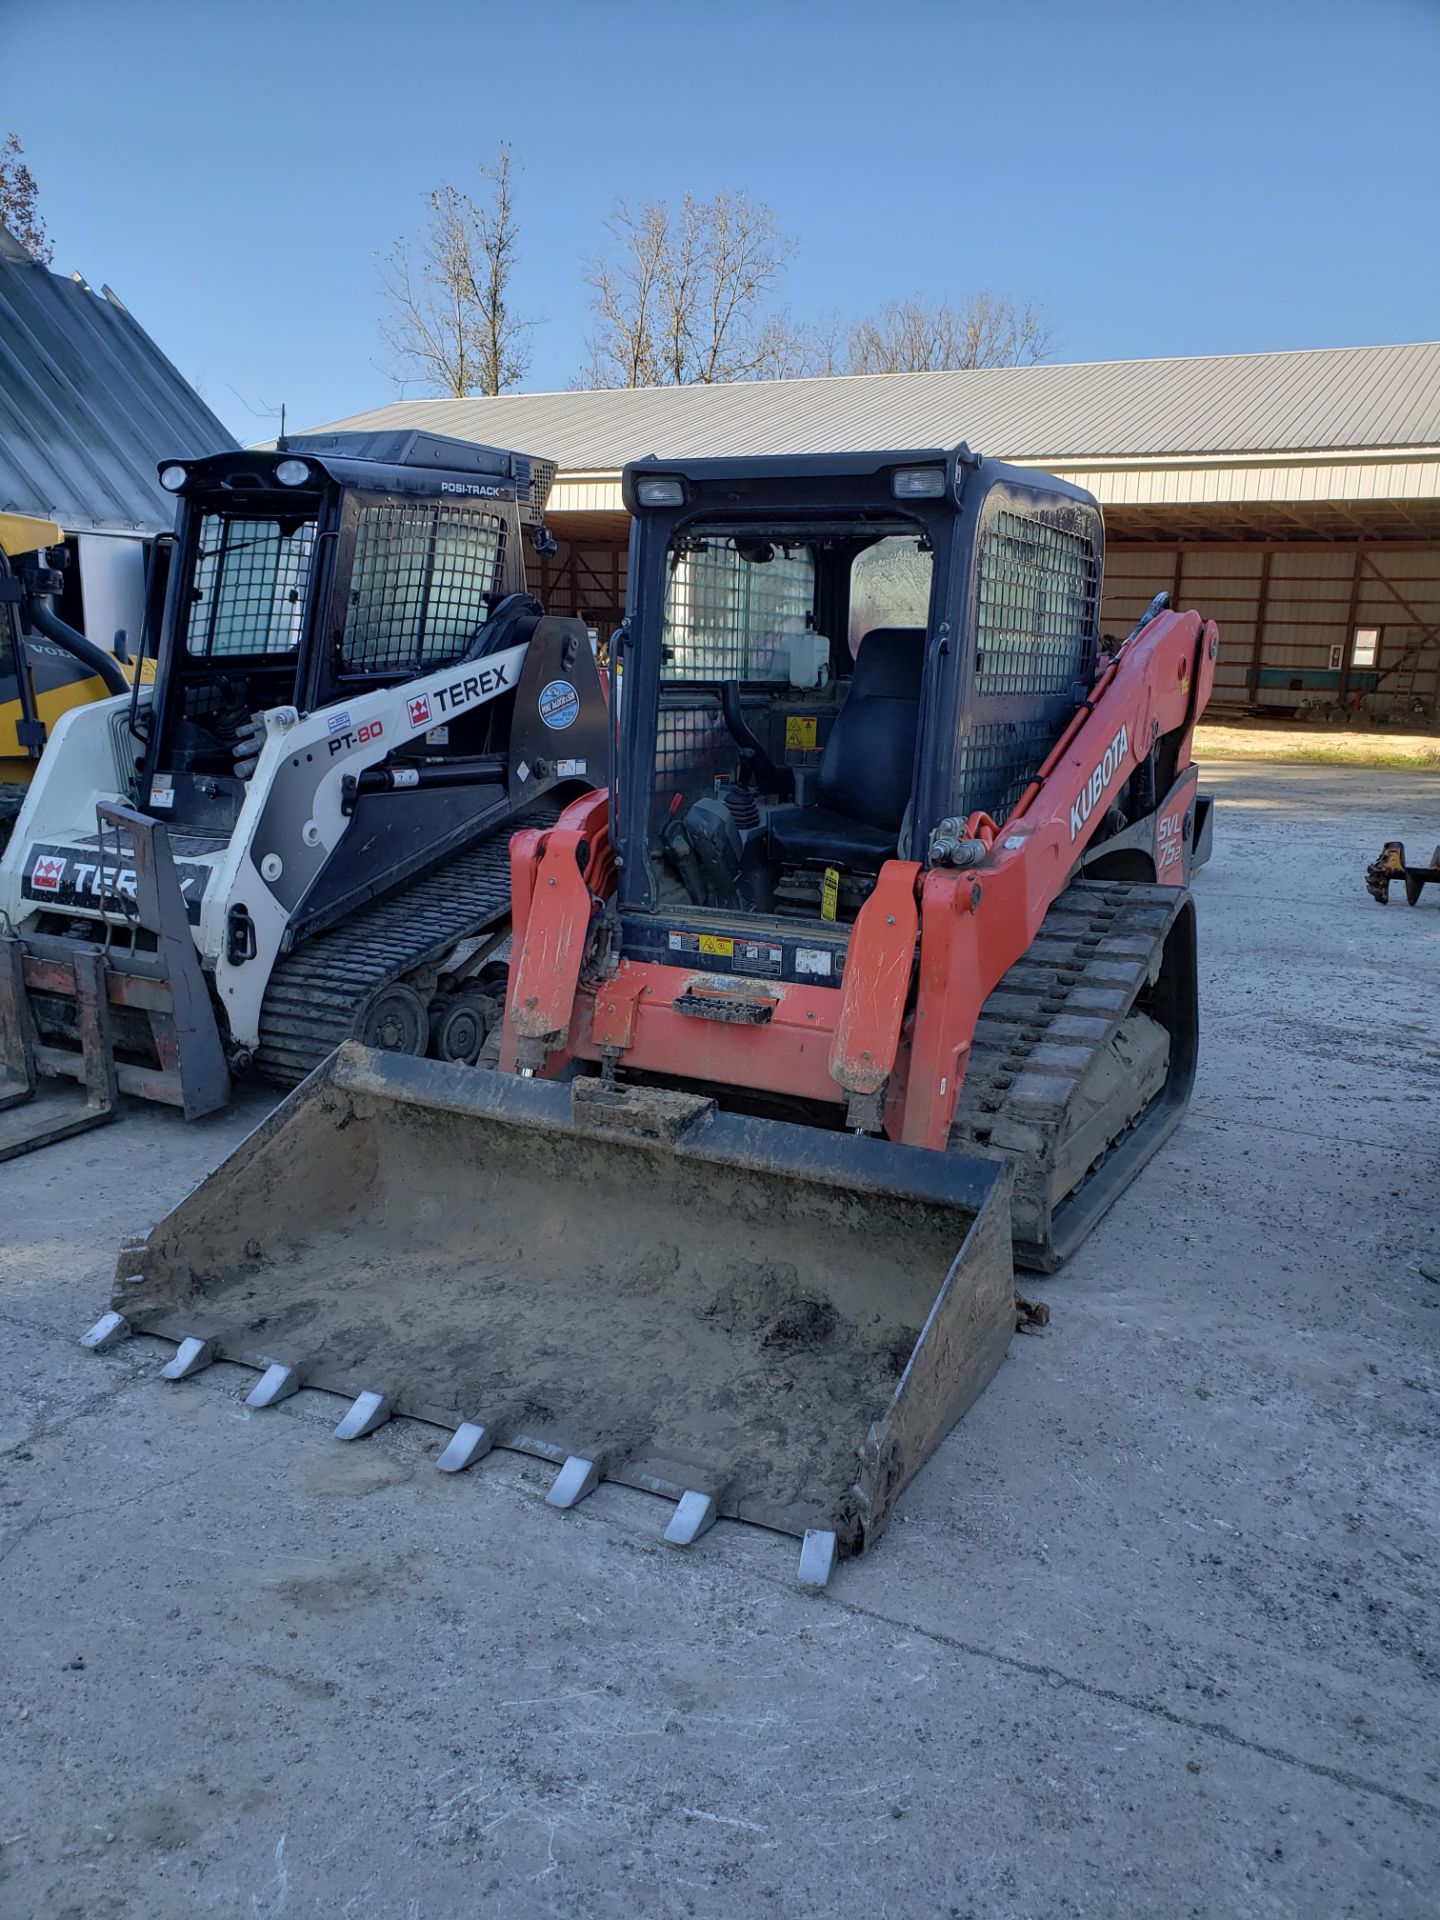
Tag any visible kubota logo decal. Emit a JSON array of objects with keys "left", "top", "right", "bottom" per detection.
[{"left": 1069, "top": 723, "right": 1130, "bottom": 841}]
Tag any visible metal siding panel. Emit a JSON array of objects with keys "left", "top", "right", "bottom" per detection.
[
  {"left": 0, "top": 255, "right": 236, "bottom": 534},
  {"left": 300, "top": 342, "right": 1440, "bottom": 474}
]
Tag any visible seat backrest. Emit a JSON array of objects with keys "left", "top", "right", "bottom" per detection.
[{"left": 817, "top": 627, "right": 925, "bottom": 830}]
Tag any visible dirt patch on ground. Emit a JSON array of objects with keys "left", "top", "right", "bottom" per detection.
[{"left": 1196, "top": 723, "right": 1440, "bottom": 770}]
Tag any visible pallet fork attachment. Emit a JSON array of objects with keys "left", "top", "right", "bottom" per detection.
[{"left": 0, "top": 803, "right": 229, "bottom": 1160}]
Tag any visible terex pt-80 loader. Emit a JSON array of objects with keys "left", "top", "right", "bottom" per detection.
[
  {"left": 0, "top": 432, "right": 605, "bottom": 1156},
  {"left": 92, "top": 446, "right": 1215, "bottom": 1586}
]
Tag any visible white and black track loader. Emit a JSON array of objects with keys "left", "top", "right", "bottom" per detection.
[{"left": 0, "top": 431, "right": 607, "bottom": 1157}]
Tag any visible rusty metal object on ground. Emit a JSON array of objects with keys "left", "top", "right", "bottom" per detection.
[{"left": 1366, "top": 840, "right": 1440, "bottom": 906}]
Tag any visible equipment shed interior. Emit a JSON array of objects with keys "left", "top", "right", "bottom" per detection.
[{"left": 304, "top": 341, "right": 1440, "bottom": 729}]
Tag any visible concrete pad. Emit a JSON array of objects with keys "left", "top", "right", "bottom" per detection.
[{"left": 0, "top": 762, "right": 1436, "bottom": 1919}]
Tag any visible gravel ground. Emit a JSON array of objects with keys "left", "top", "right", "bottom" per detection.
[{"left": 1, "top": 760, "right": 1436, "bottom": 1920}]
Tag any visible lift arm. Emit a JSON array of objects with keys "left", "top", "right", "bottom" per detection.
[{"left": 890, "top": 608, "right": 1219, "bottom": 1146}]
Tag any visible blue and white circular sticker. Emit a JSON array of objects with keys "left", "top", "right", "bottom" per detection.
[{"left": 538, "top": 680, "right": 580, "bottom": 730}]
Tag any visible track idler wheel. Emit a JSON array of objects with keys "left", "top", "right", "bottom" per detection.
[
  {"left": 355, "top": 983, "right": 429, "bottom": 1056},
  {"left": 429, "top": 992, "right": 500, "bottom": 1065}
]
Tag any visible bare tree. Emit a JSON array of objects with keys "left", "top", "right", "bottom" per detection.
[
  {"left": 378, "top": 150, "right": 535, "bottom": 397},
  {"left": 471, "top": 149, "right": 529, "bottom": 397},
  {"left": 579, "top": 190, "right": 798, "bottom": 388},
  {"left": 845, "top": 292, "right": 1053, "bottom": 374},
  {"left": 1, "top": 133, "right": 52, "bottom": 265}
]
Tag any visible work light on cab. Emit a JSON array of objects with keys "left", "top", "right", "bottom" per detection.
[
  {"left": 891, "top": 466, "right": 945, "bottom": 498},
  {"left": 274, "top": 459, "right": 313, "bottom": 486},
  {"left": 635, "top": 476, "right": 685, "bottom": 506},
  {"left": 158, "top": 464, "right": 188, "bottom": 491}
]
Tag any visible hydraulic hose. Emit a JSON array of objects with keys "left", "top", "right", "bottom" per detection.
[{"left": 25, "top": 593, "right": 129, "bottom": 696}]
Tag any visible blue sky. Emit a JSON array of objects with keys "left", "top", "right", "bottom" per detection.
[{"left": 12, "top": 0, "right": 1439, "bottom": 442}]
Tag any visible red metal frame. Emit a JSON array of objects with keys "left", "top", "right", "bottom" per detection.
[{"left": 503, "top": 609, "right": 1219, "bottom": 1146}]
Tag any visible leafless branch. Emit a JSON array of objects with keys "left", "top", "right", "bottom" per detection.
[
  {"left": 844, "top": 292, "right": 1054, "bottom": 374},
  {"left": 1, "top": 133, "right": 52, "bottom": 265},
  {"left": 378, "top": 151, "right": 538, "bottom": 397},
  {"left": 580, "top": 189, "right": 798, "bottom": 388}
]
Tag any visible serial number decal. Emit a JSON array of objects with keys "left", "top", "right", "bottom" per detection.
[{"left": 1069, "top": 723, "right": 1130, "bottom": 841}]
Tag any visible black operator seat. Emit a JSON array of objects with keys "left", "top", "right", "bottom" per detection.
[{"left": 767, "top": 627, "right": 925, "bottom": 875}]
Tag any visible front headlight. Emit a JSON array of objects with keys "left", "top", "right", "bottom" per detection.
[
  {"left": 274, "top": 458, "right": 312, "bottom": 487},
  {"left": 159, "top": 464, "right": 188, "bottom": 492}
]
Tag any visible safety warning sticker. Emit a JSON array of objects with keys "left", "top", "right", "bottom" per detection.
[{"left": 668, "top": 931, "right": 784, "bottom": 977}]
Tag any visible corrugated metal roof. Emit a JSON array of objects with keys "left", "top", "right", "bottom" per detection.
[
  {"left": 0, "top": 244, "right": 236, "bottom": 536},
  {"left": 300, "top": 341, "right": 1440, "bottom": 474}
]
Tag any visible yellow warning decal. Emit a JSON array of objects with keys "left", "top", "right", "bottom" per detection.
[
  {"left": 785, "top": 715, "right": 818, "bottom": 751},
  {"left": 699, "top": 934, "right": 734, "bottom": 957},
  {"left": 820, "top": 867, "right": 840, "bottom": 922}
]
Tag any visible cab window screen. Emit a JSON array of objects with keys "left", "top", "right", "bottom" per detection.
[
  {"left": 975, "top": 512, "right": 1097, "bottom": 695},
  {"left": 662, "top": 540, "right": 814, "bottom": 682},
  {"left": 341, "top": 503, "right": 505, "bottom": 675},
  {"left": 186, "top": 514, "right": 315, "bottom": 657}
]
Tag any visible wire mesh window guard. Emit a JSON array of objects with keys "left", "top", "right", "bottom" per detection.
[
  {"left": 957, "top": 511, "right": 1100, "bottom": 822},
  {"left": 662, "top": 541, "right": 814, "bottom": 682},
  {"left": 186, "top": 515, "right": 316, "bottom": 657},
  {"left": 975, "top": 512, "right": 1097, "bottom": 696},
  {"left": 955, "top": 717, "right": 1062, "bottom": 825},
  {"left": 341, "top": 504, "right": 505, "bottom": 675}
]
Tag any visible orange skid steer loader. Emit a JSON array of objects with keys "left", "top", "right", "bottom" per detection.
[{"left": 89, "top": 446, "right": 1217, "bottom": 1587}]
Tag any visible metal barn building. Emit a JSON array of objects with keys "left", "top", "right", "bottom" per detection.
[
  {"left": 308, "top": 342, "right": 1440, "bottom": 724},
  {"left": 0, "top": 223, "right": 235, "bottom": 648}
]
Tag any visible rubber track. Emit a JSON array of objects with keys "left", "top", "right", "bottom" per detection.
[
  {"left": 255, "top": 803, "right": 562, "bottom": 1087},
  {"left": 950, "top": 878, "right": 1186, "bottom": 1266}
]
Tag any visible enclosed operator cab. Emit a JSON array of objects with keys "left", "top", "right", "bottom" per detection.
[
  {"left": 136, "top": 432, "right": 555, "bottom": 839},
  {"left": 612, "top": 446, "right": 1109, "bottom": 982}
]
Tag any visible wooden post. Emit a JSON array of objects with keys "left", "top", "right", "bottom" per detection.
[
  {"left": 1245, "top": 548, "right": 1274, "bottom": 711},
  {"left": 1338, "top": 544, "right": 1364, "bottom": 702}
]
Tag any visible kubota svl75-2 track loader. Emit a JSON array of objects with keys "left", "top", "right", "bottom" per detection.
[
  {"left": 0, "top": 431, "right": 605, "bottom": 1157},
  {"left": 89, "top": 445, "right": 1216, "bottom": 1587}
]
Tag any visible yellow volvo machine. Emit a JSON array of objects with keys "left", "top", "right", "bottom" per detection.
[{"left": 1, "top": 512, "right": 147, "bottom": 847}]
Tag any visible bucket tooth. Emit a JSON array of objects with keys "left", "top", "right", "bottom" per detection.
[
  {"left": 80, "top": 1310, "right": 131, "bottom": 1353},
  {"left": 664, "top": 1490, "right": 717, "bottom": 1546},
  {"left": 436, "top": 1421, "right": 494, "bottom": 1473},
  {"left": 546, "top": 1454, "right": 600, "bottom": 1509},
  {"left": 333, "top": 1390, "right": 390, "bottom": 1441},
  {"left": 797, "top": 1529, "right": 838, "bottom": 1590},
  {"left": 108, "top": 1047, "right": 1020, "bottom": 1563},
  {"left": 245, "top": 1363, "right": 301, "bottom": 1409},
  {"left": 160, "top": 1336, "right": 215, "bottom": 1381}
]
